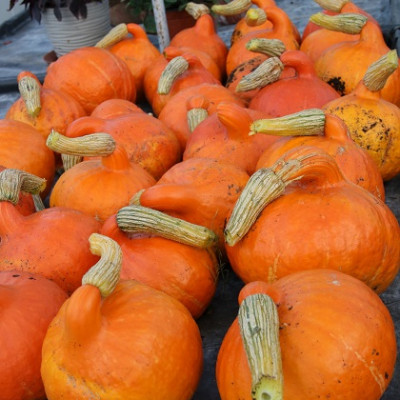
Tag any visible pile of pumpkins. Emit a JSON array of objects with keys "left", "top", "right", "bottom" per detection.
[{"left": 1, "top": 0, "right": 400, "bottom": 398}]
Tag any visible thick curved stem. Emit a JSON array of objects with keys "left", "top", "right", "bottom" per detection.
[
  {"left": 117, "top": 205, "right": 218, "bottom": 249},
  {"left": 239, "top": 294, "right": 283, "bottom": 400},
  {"left": 313, "top": 0, "right": 349, "bottom": 12},
  {"left": 185, "top": 2, "right": 210, "bottom": 19},
  {"left": 246, "top": 38, "right": 286, "bottom": 57},
  {"left": 245, "top": 8, "right": 267, "bottom": 26},
  {"left": 212, "top": 0, "right": 252, "bottom": 15},
  {"left": 309, "top": 12, "right": 367, "bottom": 34},
  {"left": 18, "top": 75, "right": 41, "bottom": 117},
  {"left": 95, "top": 23, "right": 128, "bottom": 48},
  {"left": 158, "top": 56, "right": 189, "bottom": 95}
]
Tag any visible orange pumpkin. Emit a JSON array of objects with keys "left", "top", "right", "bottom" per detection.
[
  {"left": 101, "top": 205, "right": 219, "bottom": 318},
  {"left": 216, "top": 271, "right": 397, "bottom": 399},
  {"left": 226, "top": 6, "right": 299, "bottom": 76},
  {"left": 41, "top": 233, "right": 203, "bottom": 399},
  {"left": 0, "top": 169, "right": 101, "bottom": 294},
  {"left": 107, "top": 23, "right": 161, "bottom": 102},
  {"left": 48, "top": 131, "right": 156, "bottom": 223},
  {"left": 6, "top": 71, "right": 86, "bottom": 139},
  {"left": 136, "top": 157, "right": 250, "bottom": 253},
  {"left": 302, "top": 0, "right": 380, "bottom": 40},
  {"left": 253, "top": 110, "right": 385, "bottom": 199},
  {"left": 63, "top": 106, "right": 181, "bottom": 180},
  {"left": 314, "top": 19, "right": 400, "bottom": 106},
  {"left": 183, "top": 102, "right": 280, "bottom": 174},
  {"left": 0, "top": 270, "right": 67, "bottom": 400},
  {"left": 323, "top": 50, "right": 400, "bottom": 181},
  {"left": 248, "top": 50, "right": 340, "bottom": 115},
  {"left": 43, "top": 46, "right": 136, "bottom": 113},
  {"left": 0, "top": 119, "right": 55, "bottom": 197},
  {"left": 158, "top": 84, "right": 245, "bottom": 150},
  {"left": 224, "top": 145, "right": 400, "bottom": 293},
  {"left": 90, "top": 98, "right": 144, "bottom": 119}
]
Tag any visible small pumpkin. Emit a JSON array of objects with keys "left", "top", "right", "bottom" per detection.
[
  {"left": 216, "top": 271, "right": 397, "bottom": 399},
  {"left": 323, "top": 50, "right": 400, "bottom": 181},
  {"left": 0, "top": 169, "right": 101, "bottom": 294},
  {"left": 47, "top": 131, "right": 156, "bottom": 223},
  {"left": 0, "top": 270, "right": 68, "bottom": 400},
  {"left": 224, "top": 145, "right": 400, "bottom": 293},
  {"left": 101, "top": 205, "right": 219, "bottom": 318},
  {"left": 41, "top": 233, "right": 203, "bottom": 399}
]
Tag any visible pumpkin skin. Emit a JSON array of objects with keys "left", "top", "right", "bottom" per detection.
[
  {"left": 90, "top": 98, "right": 144, "bottom": 119},
  {"left": 50, "top": 144, "right": 156, "bottom": 223},
  {"left": 0, "top": 270, "right": 68, "bottom": 400},
  {"left": 100, "top": 214, "right": 218, "bottom": 319},
  {"left": 43, "top": 47, "right": 136, "bottom": 113},
  {"left": 158, "top": 83, "right": 245, "bottom": 150},
  {"left": 138, "top": 157, "right": 250, "bottom": 253},
  {"left": 108, "top": 23, "right": 161, "bottom": 102},
  {"left": 226, "top": 146, "right": 400, "bottom": 293},
  {"left": 255, "top": 114, "right": 385, "bottom": 200},
  {"left": 64, "top": 110, "right": 181, "bottom": 180},
  {"left": 0, "top": 203, "right": 101, "bottom": 294},
  {"left": 314, "top": 21, "right": 400, "bottom": 106},
  {"left": 323, "top": 77, "right": 400, "bottom": 181},
  {"left": 216, "top": 271, "right": 397, "bottom": 400},
  {"left": 226, "top": 7, "right": 299, "bottom": 76},
  {"left": 41, "top": 280, "right": 203, "bottom": 399},
  {"left": 183, "top": 102, "right": 280, "bottom": 174},
  {"left": 170, "top": 13, "right": 228, "bottom": 76},
  {"left": 249, "top": 50, "right": 341, "bottom": 116},
  {"left": 5, "top": 71, "right": 86, "bottom": 140},
  {"left": 0, "top": 119, "right": 55, "bottom": 197}
]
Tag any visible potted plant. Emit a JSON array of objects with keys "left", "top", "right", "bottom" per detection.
[{"left": 8, "top": 0, "right": 111, "bottom": 57}]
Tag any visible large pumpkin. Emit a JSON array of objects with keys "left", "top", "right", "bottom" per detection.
[
  {"left": 225, "top": 145, "right": 400, "bottom": 293},
  {"left": 216, "top": 271, "right": 397, "bottom": 399},
  {"left": 41, "top": 234, "right": 203, "bottom": 399}
]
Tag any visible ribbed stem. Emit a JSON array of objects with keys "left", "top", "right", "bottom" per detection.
[
  {"left": 246, "top": 38, "right": 286, "bottom": 57},
  {"left": 18, "top": 75, "right": 41, "bottom": 117},
  {"left": 61, "top": 154, "right": 83, "bottom": 171},
  {"left": 95, "top": 23, "right": 128, "bottom": 48},
  {"left": 309, "top": 12, "right": 367, "bottom": 34},
  {"left": 158, "top": 56, "right": 189, "bottom": 95},
  {"left": 363, "top": 50, "right": 399, "bottom": 92},
  {"left": 236, "top": 57, "right": 284, "bottom": 92},
  {"left": 0, "top": 169, "right": 46, "bottom": 204},
  {"left": 239, "top": 294, "right": 283, "bottom": 400},
  {"left": 313, "top": 0, "right": 349, "bottom": 12},
  {"left": 250, "top": 109, "right": 326, "bottom": 137},
  {"left": 33, "top": 194, "right": 45, "bottom": 211},
  {"left": 185, "top": 1, "right": 210, "bottom": 19},
  {"left": 187, "top": 108, "right": 209, "bottom": 132},
  {"left": 82, "top": 233, "right": 122, "bottom": 298},
  {"left": 117, "top": 205, "right": 218, "bottom": 248},
  {"left": 245, "top": 8, "right": 267, "bottom": 26},
  {"left": 46, "top": 130, "right": 116, "bottom": 157},
  {"left": 211, "top": 0, "right": 252, "bottom": 16}
]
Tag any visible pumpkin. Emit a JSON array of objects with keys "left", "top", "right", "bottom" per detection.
[
  {"left": 135, "top": 157, "right": 250, "bottom": 253},
  {"left": 302, "top": 0, "right": 380, "bottom": 40},
  {"left": 102, "top": 23, "right": 161, "bottom": 102},
  {"left": 0, "top": 169, "right": 101, "bottom": 294},
  {"left": 151, "top": 54, "right": 221, "bottom": 116},
  {"left": 216, "top": 270, "right": 397, "bottom": 399},
  {"left": 225, "top": 6, "right": 299, "bottom": 76},
  {"left": 248, "top": 50, "right": 341, "bottom": 115},
  {"left": 323, "top": 50, "right": 400, "bottom": 181},
  {"left": 47, "top": 131, "right": 156, "bottom": 223},
  {"left": 183, "top": 102, "right": 280, "bottom": 174},
  {"left": 43, "top": 46, "right": 136, "bottom": 113},
  {"left": 314, "top": 18, "right": 400, "bottom": 105},
  {"left": 41, "top": 233, "right": 203, "bottom": 399},
  {"left": 170, "top": 7, "right": 228, "bottom": 76},
  {"left": 62, "top": 105, "right": 181, "bottom": 179},
  {"left": 0, "top": 270, "right": 67, "bottom": 400},
  {"left": 0, "top": 119, "right": 55, "bottom": 197},
  {"left": 158, "top": 83, "right": 245, "bottom": 150},
  {"left": 101, "top": 205, "right": 219, "bottom": 318},
  {"left": 300, "top": 12, "right": 366, "bottom": 63},
  {"left": 253, "top": 109, "right": 385, "bottom": 199},
  {"left": 5, "top": 71, "right": 86, "bottom": 140},
  {"left": 224, "top": 145, "right": 400, "bottom": 293}
]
